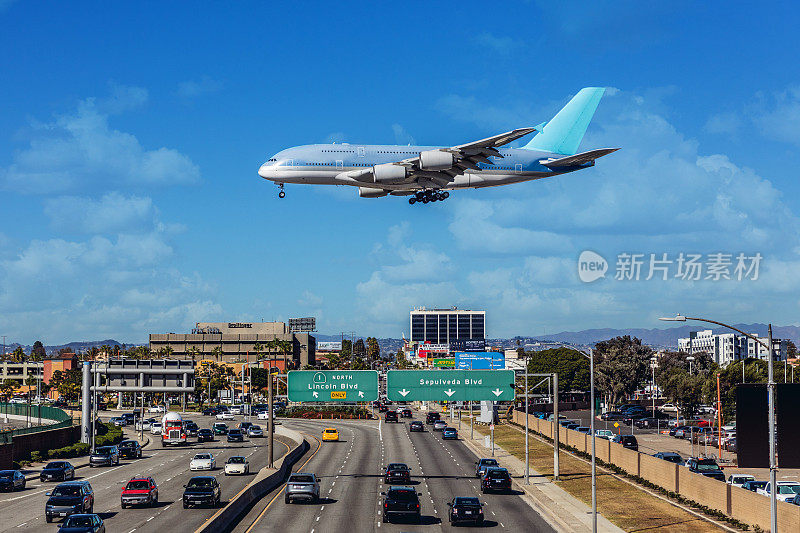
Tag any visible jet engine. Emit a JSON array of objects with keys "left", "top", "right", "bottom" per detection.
[
  {"left": 419, "top": 150, "right": 454, "bottom": 170},
  {"left": 372, "top": 163, "right": 408, "bottom": 184},
  {"left": 359, "top": 187, "right": 388, "bottom": 198}
]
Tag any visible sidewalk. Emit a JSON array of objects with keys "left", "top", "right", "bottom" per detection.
[{"left": 446, "top": 413, "right": 624, "bottom": 533}]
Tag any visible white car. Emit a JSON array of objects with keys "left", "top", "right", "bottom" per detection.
[
  {"left": 659, "top": 403, "right": 678, "bottom": 413},
  {"left": 216, "top": 412, "right": 234, "bottom": 420},
  {"left": 148, "top": 405, "right": 165, "bottom": 413},
  {"left": 257, "top": 411, "right": 271, "bottom": 421},
  {"left": 229, "top": 405, "right": 243, "bottom": 415},
  {"left": 150, "top": 422, "right": 163, "bottom": 435},
  {"left": 758, "top": 481, "right": 800, "bottom": 502},
  {"left": 594, "top": 429, "right": 615, "bottom": 440},
  {"left": 247, "top": 425, "right": 264, "bottom": 438},
  {"left": 728, "top": 474, "right": 756, "bottom": 488},
  {"left": 190, "top": 453, "right": 215, "bottom": 471},
  {"left": 224, "top": 456, "right": 249, "bottom": 475},
  {"left": 135, "top": 418, "right": 154, "bottom": 431}
]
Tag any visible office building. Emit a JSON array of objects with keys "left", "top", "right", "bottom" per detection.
[{"left": 409, "top": 307, "right": 485, "bottom": 344}]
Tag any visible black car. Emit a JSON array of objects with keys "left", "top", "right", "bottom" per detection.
[
  {"left": 227, "top": 429, "right": 245, "bottom": 443},
  {"left": 384, "top": 463, "right": 411, "bottom": 484},
  {"left": 0, "top": 469, "right": 26, "bottom": 491},
  {"left": 202, "top": 407, "right": 217, "bottom": 416},
  {"left": 475, "top": 458, "right": 499, "bottom": 478},
  {"left": 448, "top": 496, "right": 484, "bottom": 525},
  {"left": 653, "top": 452, "right": 683, "bottom": 464},
  {"left": 56, "top": 513, "right": 105, "bottom": 533},
  {"left": 409, "top": 421, "right": 424, "bottom": 432},
  {"left": 687, "top": 458, "right": 725, "bottom": 481},
  {"left": 381, "top": 486, "right": 421, "bottom": 523},
  {"left": 182, "top": 476, "right": 221, "bottom": 508},
  {"left": 45, "top": 481, "right": 94, "bottom": 522},
  {"left": 121, "top": 413, "right": 137, "bottom": 425},
  {"left": 41, "top": 461, "right": 76, "bottom": 482},
  {"left": 184, "top": 421, "right": 199, "bottom": 437},
  {"left": 385, "top": 410, "right": 399, "bottom": 423},
  {"left": 600, "top": 411, "right": 624, "bottom": 421},
  {"left": 481, "top": 467, "right": 512, "bottom": 493},
  {"left": 117, "top": 440, "right": 142, "bottom": 459},
  {"left": 197, "top": 428, "right": 214, "bottom": 442},
  {"left": 425, "top": 412, "right": 441, "bottom": 424},
  {"left": 611, "top": 435, "right": 639, "bottom": 451},
  {"left": 238, "top": 422, "right": 253, "bottom": 433},
  {"left": 400, "top": 408, "right": 412, "bottom": 418},
  {"left": 743, "top": 480, "right": 768, "bottom": 492},
  {"left": 89, "top": 446, "right": 119, "bottom": 467}
]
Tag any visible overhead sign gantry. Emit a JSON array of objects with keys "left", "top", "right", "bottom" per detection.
[
  {"left": 386, "top": 370, "right": 515, "bottom": 402},
  {"left": 287, "top": 370, "right": 379, "bottom": 402}
]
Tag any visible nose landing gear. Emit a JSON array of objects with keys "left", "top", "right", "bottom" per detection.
[
  {"left": 277, "top": 183, "right": 285, "bottom": 198},
  {"left": 408, "top": 190, "right": 449, "bottom": 205}
]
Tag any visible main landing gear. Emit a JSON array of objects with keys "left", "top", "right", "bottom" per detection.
[
  {"left": 277, "top": 183, "right": 285, "bottom": 198},
  {"left": 409, "top": 190, "right": 449, "bottom": 205}
]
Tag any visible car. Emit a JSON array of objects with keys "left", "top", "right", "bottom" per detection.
[
  {"left": 611, "top": 435, "right": 638, "bottom": 451},
  {"left": 0, "top": 469, "right": 26, "bottom": 491},
  {"left": 565, "top": 423, "right": 581, "bottom": 430},
  {"left": 41, "top": 462, "right": 76, "bottom": 482},
  {"left": 45, "top": 481, "right": 94, "bottom": 522},
  {"left": 442, "top": 427, "right": 458, "bottom": 440},
  {"left": 257, "top": 411, "right": 272, "bottom": 420},
  {"left": 759, "top": 481, "right": 800, "bottom": 502},
  {"left": 117, "top": 440, "right": 142, "bottom": 459},
  {"left": 481, "top": 467, "right": 512, "bottom": 493},
  {"left": 448, "top": 496, "right": 484, "bottom": 525},
  {"left": 134, "top": 418, "right": 153, "bottom": 431},
  {"left": 57, "top": 513, "right": 105, "bottom": 532},
  {"left": 425, "top": 412, "right": 441, "bottom": 424},
  {"left": 109, "top": 417, "right": 126, "bottom": 427},
  {"left": 727, "top": 474, "right": 756, "bottom": 488},
  {"left": 150, "top": 422, "right": 163, "bottom": 435},
  {"left": 184, "top": 421, "right": 199, "bottom": 437},
  {"left": 791, "top": 493, "right": 800, "bottom": 506},
  {"left": 378, "top": 403, "right": 388, "bottom": 413},
  {"left": 285, "top": 472, "right": 320, "bottom": 503},
  {"left": 148, "top": 405, "right": 165, "bottom": 413},
  {"left": 247, "top": 425, "right": 264, "bottom": 437},
  {"left": 227, "top": 429, "right": 245, "bottom": 443},
  {"left": 197, "top": 428, "right": 214, "bottom": 442},
  {"left": 601, "top": 411, "right": 624, "bottom": 421},
  {"left": 229, "top": 405, "right": 243, "bottom": 415},
  {"left": 576, "top": 426, "right": 591, "bottom": 434},
  {"left": 224, "top": 456, "right": 250, "bottom": 475},
  {"left": 120, "top": 476, "right": 158, "bottom": 508},
  {"left": 322, "top": 427, "right": 339, "bottom": 441},
  {"left": 381, "top": 486, "right": 421, "bottom": 523},
  {"left": 660, "top": 403, "right": 678, "bottom": 413},
  {"left": 409, "top": 421, "right": 424, "bottom": 432},
  {"left": 216, "top": 412, "right": 235, "bottom": 420},
  {"left": 385, "top": 410, "right": 399, "bottom": 423},
  {"left": 212, "top": 422, "right": 229, "bottom": 435},
  {"left": 686, "top": 458, "right": 725, "bottom": 481},
  {"left": 384, "top": 463, "right": 411, "bottom": 484},
  {"left": 89, "top": 446, "right": 119, "bottom": 467},
  {"left": 202, "top": 407, "right": 217, "bottom": 416},
  {"left": 190, "top": 453, "right": 215, "bottom": 471},
  {"left": 653, "top": 452, "right": 684, "bottom": 464},
  {"left": 182, "top": 476, "right": 221, "bottom": 508},
  {"left": 400, "top": 408, "right": 412, "bottom": 418},
  {"left": 238, "top": 421, "right": 253, "bottom": 432},
  {"left": 433, "top": 420, "right": 447, "bottom": 431},
  {"left": 594, "top": 429, "right": 615, "bottom": 440},
  {"left": 742, "top": 480, "right": 768, "bottom": 493},
  {"left": 475, "top": 458, "right": 499, "bottom": 478}
]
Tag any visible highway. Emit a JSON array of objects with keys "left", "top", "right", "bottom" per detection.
[
  {"left": 236, "top": 407, "right": 555, "bottom": 532},
  {"left": 0, "top": 415, "right": 286, "bottom": 533}
]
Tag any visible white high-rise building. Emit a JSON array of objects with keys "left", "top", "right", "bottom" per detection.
[{"left": 678, "top": 329, "right": 786, "bottom": 366}]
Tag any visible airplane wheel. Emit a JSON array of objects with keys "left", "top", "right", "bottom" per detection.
[
  {"left": 409, "top": 197, "right": 416, "bottom": 205},
  {"left": 422, "top": 197, "right": 429, "bottom": 204},
  {"left": 278, "top": 191, "right": 286, "bottom": 199},
  {"left": 443, "top": 191, "right": 450, "bottom": 199}
]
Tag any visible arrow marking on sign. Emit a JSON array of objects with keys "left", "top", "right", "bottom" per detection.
[
  {"left": 398, "top": 389, "right": 410, "bottom": 397},
  {"left": 444, "top": 389, "right": 455, "bottom": 397},
  {"left": 312, "top": 391, "right": 318, "bottom": 398},
  {"left": 358, "top": 391, "right": 364, "bottom": 398},
  {"left": 492, "top": 388, "right": 502, "bottom": 397}
]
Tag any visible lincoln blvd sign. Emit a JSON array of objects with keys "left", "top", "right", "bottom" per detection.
[
  {"left": 387, "top": 370, "right": 515, "bottom": 402},
  {"left": 287, "top": 370, "right": 379, "bottom": 402}
]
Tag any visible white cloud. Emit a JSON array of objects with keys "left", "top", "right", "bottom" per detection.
[
  {"left": 752, "top": 86, "right": 800, "bottom": 146},
  {"left": 177, "top": 76, "right": 223, "bottom": 98},
  {"left": 704, "top": 112, "right": 742, "bottom": 135},
  {"left": 392, "top": 124, "right": 415, "bottom": 146},
  {"left": 44, "top": 192, "right": 158, "bottom": 234},
  {"left": 1, "top": 87, "right": 199, "bottom": 194}
]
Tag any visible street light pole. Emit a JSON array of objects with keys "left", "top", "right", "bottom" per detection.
[
  {"left": 589, "top": 347, "right": 596, "bottom": 533},
  {"left": 524, "top": 353, "right": 529, "bottom": 485}
]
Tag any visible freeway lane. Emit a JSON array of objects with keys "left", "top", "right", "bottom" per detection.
[
  {"left": 238, "top": 408, "right": 555, "bottom": 532},
  {"left": 0, "top": 414, "right": 287, "bottom": 533}
]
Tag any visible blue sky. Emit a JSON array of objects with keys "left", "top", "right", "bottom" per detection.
[{"left": 2, "top": 1, "right": 800, "bottom": 344}]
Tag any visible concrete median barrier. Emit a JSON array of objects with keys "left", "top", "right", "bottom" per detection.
[{"left": 196, "top": 427, "right": 309, "bottom": 533}]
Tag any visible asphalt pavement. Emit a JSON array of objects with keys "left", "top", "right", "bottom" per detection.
[{"left": 0, "top": 414, "right": 287, "bottom": 533}]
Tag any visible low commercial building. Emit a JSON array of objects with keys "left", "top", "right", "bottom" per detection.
[
  {"left": 150, "top": 321, "right": 315, "bottom": 368},
  {"left": 678, "top": 329, "right": 788, "bottom": 366},
  {"left": 0, "top": 361, "right": 43, "bottom": 386}
]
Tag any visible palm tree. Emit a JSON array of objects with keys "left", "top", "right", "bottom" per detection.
[{"left": 211, "top": 346, "right": 223, "bottom": 363}]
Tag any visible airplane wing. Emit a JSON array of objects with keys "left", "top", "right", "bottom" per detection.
[
  {"left": 340, "top": 127, "right": 537, "bottom": 189},
  {"left": 539, "top": 148, "right": 619, "bottom": 168}
]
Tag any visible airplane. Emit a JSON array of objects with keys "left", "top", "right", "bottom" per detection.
[{"left": 258, "top": 87, "right": 618, "bottom": 205}]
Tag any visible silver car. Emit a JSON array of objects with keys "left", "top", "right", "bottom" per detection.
[{"left": 285, "top": 473, "right": 320, "bottom": 503}]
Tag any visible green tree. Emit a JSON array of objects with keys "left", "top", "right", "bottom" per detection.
[
  {"left": 340, "top": 340, "right": 352, "bottom": 362},
  {"left": 31, "top": 341, "right": 46, "bottom": 361},
  {"left": 57, "top": 368, "right": 82, "bottom": 402},
  {"left": 525, "top": 348, "right": 590, "bottom": 392},
  {"left": 394, "top": 350, "right": 411, "bottom": 369},
  {"left": 0, "top": 378, "right": 19, "bottom": 401},
  {"left": 787, "top": 340, "right": 798, "bottom": 359},
  {"left": 367, "top": 337, "right": 380, "bottom": 364},
  {"left": 11, "top": 346, "right": 26, "bottom": 362},
  {"left": 594, "top": 336, "right": 654, "bottom": 406},
  {"left": 211, "top": 346, "right": 223, "bottom": 362}
]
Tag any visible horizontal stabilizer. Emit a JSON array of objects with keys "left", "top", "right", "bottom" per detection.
[{"left": 539, "top": 148, "right": 619, "bottom": 168}]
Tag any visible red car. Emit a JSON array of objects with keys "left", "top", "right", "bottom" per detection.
[{"left": 121, "top": 476, "right": 158, "bottom": 508}]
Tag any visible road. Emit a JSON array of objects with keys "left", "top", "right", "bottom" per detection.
[
  {"left": 0, "top": 414, "right": 286, "bottom": 533},
  {"left": 235, "top": 407, "right": 555, "bottom": 532}
]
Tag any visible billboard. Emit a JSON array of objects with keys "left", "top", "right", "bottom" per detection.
[
  {"left": 455, "top": 351, "right": 505, "bottom": 370},
  {"left": 431, "top": 358, "right": 455, "bottom": 368},
  {"left": 289, "top": 317, "right": 316, "bottom": 332},
  {"left": 450, "top": 339, "right": 486, "bottom": 352},
  {"left": 317, "top": 341, "right": 342, "bottom": 351}
]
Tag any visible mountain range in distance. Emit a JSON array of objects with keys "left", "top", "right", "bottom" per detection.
[{"left": 4, "top": 323, "right": 798, "bottom": 356}]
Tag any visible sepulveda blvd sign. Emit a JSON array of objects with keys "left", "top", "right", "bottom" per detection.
[
  {"left": 387, "top": 370, "right": 515, "bottom": 402},
  {"left": 287, "top": 370, "right": 378, "bottom": 402}
]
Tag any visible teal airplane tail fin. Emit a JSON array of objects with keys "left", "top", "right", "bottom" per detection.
[{"left": 523, "top": 87, "right": 605, "bottom": 155}]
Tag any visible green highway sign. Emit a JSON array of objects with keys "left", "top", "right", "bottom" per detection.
[
  {"left": 386, "top": 370, "right": 515, "bottom": 402},
  {"left": 287, "top": 370, "right": 379, "bottom": 402}
]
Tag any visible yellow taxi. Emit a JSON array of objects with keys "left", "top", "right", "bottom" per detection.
[{"left": 322, "top": 427, "right": 339, "bottom": 442}]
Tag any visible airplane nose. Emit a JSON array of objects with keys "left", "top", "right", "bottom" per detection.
[{"left": 258, "top": 164, "right": 271, "bottom": 178}]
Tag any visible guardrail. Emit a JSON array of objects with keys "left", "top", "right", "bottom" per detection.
[{"left": 0, "top": 403, "right": 73, "bottom": 444}]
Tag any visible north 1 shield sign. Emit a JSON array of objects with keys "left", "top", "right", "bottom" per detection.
[
  {"left": 287, "top": 370, "right": 379, "bottom": 402},
  {"left": 387, "top": 370, "right": 515, "bottom": 402}
]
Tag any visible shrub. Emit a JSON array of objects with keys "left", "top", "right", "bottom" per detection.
[{"left": 30, "top": 450, "right": 46, "bottom": 463}]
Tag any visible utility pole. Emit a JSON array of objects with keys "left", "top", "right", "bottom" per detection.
[
  {"left": 767, "top": 325, "right": 776, "bottom": 533},
  {"left": 524, "top": 355, "right": 529, "bottom": 485},
  {"left": 268, "top": 372, "right": 274, "bottom": 468},
  {"left": 553, "top": 372, "right": 559, "bottom": 480}
]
